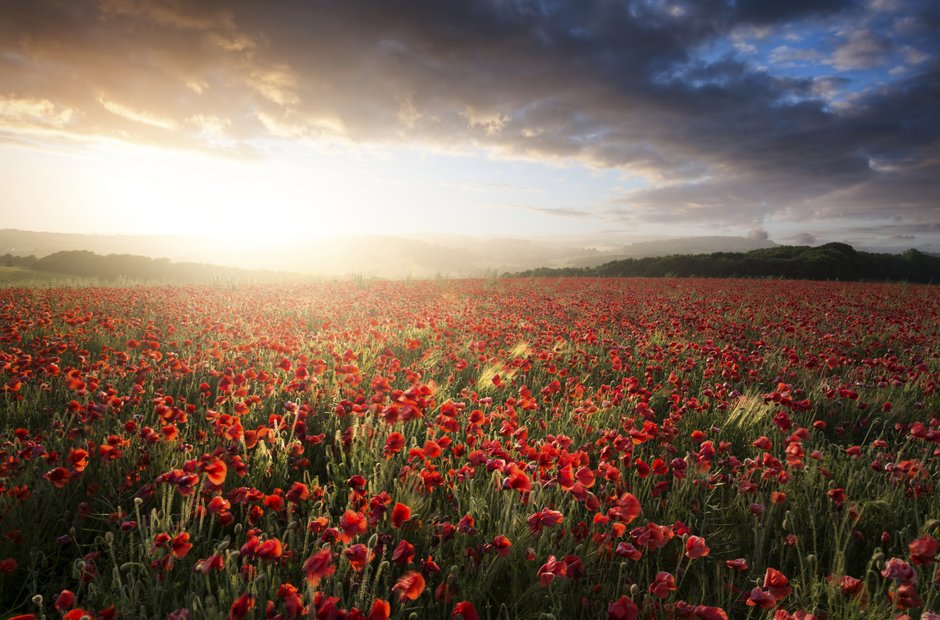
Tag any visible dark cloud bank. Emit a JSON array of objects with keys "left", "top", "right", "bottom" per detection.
[{"left": 1, "top": 0, "right": 938, "bottom": 242}]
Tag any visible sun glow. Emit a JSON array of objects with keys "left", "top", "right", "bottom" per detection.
[{"left": 70, "top": 143, "right": 351, "bottom": 243}]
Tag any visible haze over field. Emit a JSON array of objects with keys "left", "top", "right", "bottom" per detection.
[
  {"left": 1, "top": 1, "right": 939, "bottom": 264},
  {"left": 0, "top": 228, "right": 784, "bottom": 277}
]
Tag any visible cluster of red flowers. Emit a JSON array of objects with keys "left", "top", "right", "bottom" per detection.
[{"left": 0, "top": 278, "right": 938, "bottom": 618}]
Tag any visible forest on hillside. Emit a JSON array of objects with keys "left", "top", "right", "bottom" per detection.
[
  {"left": 3, "top": 243, "right": 939, "bottom": 283},
  {"left": 2, "top": 250, "right": 277, "bottom": 283},
  {"left": 512, "top": 243, "right": 940, "bottom": 283}
]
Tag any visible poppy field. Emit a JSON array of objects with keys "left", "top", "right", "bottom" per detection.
[{"left": 0, "top": 277, "right": 938, "bottom": 620}]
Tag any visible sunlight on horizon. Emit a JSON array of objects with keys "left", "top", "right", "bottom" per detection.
[
  {"left": 60, "top": 143, "right": 379, "bottom": 243},
  {"left": 0, "top": 136, "right": 647, "bottom": 252}
]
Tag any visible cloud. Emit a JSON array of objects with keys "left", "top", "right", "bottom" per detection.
[
  {"left": 791, "top": 232, "right": 819, "bottom": 245},
  {"left": 748, "top": 228, "right": 769, "bottom": 240},
  {"left": 0, "top": 0, "right": 938, "bottom": 237},
  {"left": 98, "top": 96, "right": 178, "bottom": 129},
  {"left": 0, "top": 96, "right": 76, "bottom": 128},
  {"left": 769, "top": 45, "right": 824, "bottom": 66},
  {"left": 513, "top": 205, "right": 596, "bottom": 219},
  {"left": 811, "top": 76, "right": 851, "bottom": 99},
  {"left": 831, "top": 29, "right": 893, "bottom": 70}
]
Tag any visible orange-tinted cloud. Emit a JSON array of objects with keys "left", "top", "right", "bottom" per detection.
[{"left": 1, "top": 0, "right": 938, "bottom": 230}]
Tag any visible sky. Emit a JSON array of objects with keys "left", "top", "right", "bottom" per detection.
[{"left": 1, "top": 0, "right": 938, "bottom": 252}]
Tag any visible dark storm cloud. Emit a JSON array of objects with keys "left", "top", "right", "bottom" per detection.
[
  {"left": 730, "top": 0, "right": 858, "bottom": 25},
  {"left": 1, "top": 0, "right": 937, "bottom": 230}
]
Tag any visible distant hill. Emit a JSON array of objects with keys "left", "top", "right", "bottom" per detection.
[
  {"left": 0, "top": 229, "right": 203, "bottom": 261},
  {"left": 0, "top": 229, "right": 786, "bottom": 278},
  {"left": 512, "top": 243, "right": 940, "bottom": 283},
  {"left": 4, "top": 229, "right": 935, "bottom": 280},
  {"left": 2, "top": 250, "right": 292, "bottom": 284},
  {"left": 570, "top": 235, "right": 778, "bottom": 267}
]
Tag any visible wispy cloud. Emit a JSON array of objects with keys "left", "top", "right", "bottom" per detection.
[{"left": 512, "top": 205, "right": 597, "bottom": 219}]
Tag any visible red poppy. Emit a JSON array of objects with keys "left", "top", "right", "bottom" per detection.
[
  {"left": 491, "top": 535, "right": 512, "bottom": 557},
  {"left": 255, "top": 537, "right": 283, "bottom": 561},
  {"left": 368, "top": 599, "right": 391, "bottom": 620},
  {"left": 263, "top": 494, "right": 284, "bottom": 512},
  {"left": 607, "top": 595, "right": 639, "bottom": 620},
  {"left": 277, "top": 583, "right": 306, "bottom": 619},
  {"left": 726, "top": 558, "right": 749, "bottom": 571},
  {"left": 391, "top": 539, "right": 415, "bottom": 565},
  {"left": 888, "top": 582, "right": 923, "bottom": 609},
  {"left": 228, "top": 593, "right": 254, "bottom": 620},
  {"left": 203, "top": 459, "right": 227, "bottom": 486},
  {"left": 537, "top": 555, "right": 567, "bottom": 587},
  {"left": 826, "top": 488, "right": 846, "bottom": 508},
  {"left": 286, "top": 481, "right": 310, "bottom": 503},
  {"left": 833, "top": 574, "right": 864, "bottom": 598},
  {"left": 617, "top": 493, "right": 642, "bottom": 524},
  {"left": 648, "top": 571, "right": 676, "bottom": 598},
  {"left": 615, "top": 541, "right": 642, "bottom": 561},
  {"left": 391, "top": 502, "right": 411, "bottom": 528},
  {"left": 452, "top": 601, "right": 480, "bottom": 620},
  {"left": 44, "top": 467, "right": 72, "bottom": 488},
  {"left": 339, "top": 510, "right": 367, "bottom": 543},
  {"left": 881, "top": 557, "right": 915, "bottom": 584},
  {"left": 691, "top": 605, "right": 728, "bottom": 619},
  {"left": 632, "top": 522, "right": 673, "bottom": 549},
  {"left": 527, "top": 508, "right": 564, "bottom": 534},
  {"left": 170, "top": 532, "right": 192, "bottom": 559},
  {"left": 745, "top": 587, "right": 776, "bottom": 609},
  {"left": 909, "top": 534, "right": 938, "bottom": 565},
  {"left": 504, "top": 464, "right": 531, "bottom": 493},
  {"left": 54, "top": 589, "right": 76, "bottom": 611},
  {"left": 393, "top": 571, "right": 426, "bottom": 601},
  {"left": 685, "top": 535, "right": 710, "bottom": 559},
  {"left": 67, "top": 448, "right": 89, "bottom": 472},
  {"left": 194, "top": 553, "right": 224, "bottom": 573},
  {"left": 344, "top": 543, "right": 373, "bottom": 571},
  {"left": 206, "top": 496, "right": 230, "bottom": 514},
  {"left": 763, "top": 568, "right": 792, "bottom": 601},
  {"left": 303, "top": 548, "right": 335, "bottom": 587},
  {"left": 384, "top": 433, "right": 406, "bottom": 458}
]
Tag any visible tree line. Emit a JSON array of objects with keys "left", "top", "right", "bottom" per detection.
[
  {"left": 2, "top": 250, "right": 279, "bottom": 283},
  {"left": 511, "top": 243, "right": 940, "bottom": 283}
]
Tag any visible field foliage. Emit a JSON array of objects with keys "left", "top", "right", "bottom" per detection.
[{"left": 0, "top": 278, "right": 938, "bottom": 619}]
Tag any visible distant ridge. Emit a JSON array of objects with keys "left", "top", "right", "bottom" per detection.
[
  {"left": 3, "top": 229, "right": 937, "bottom": 280},
  {"left": 0, "top": 228, "right": 786, "bottom": 277},
  {"left": 512, "top": 243, "right": 940, "bottom": 283},
  {"left": 570, "top": 235, "right": 778, "bottom": 267},
  {"left": 2, "top": 250, "right": 292, "bottom": 284}
]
